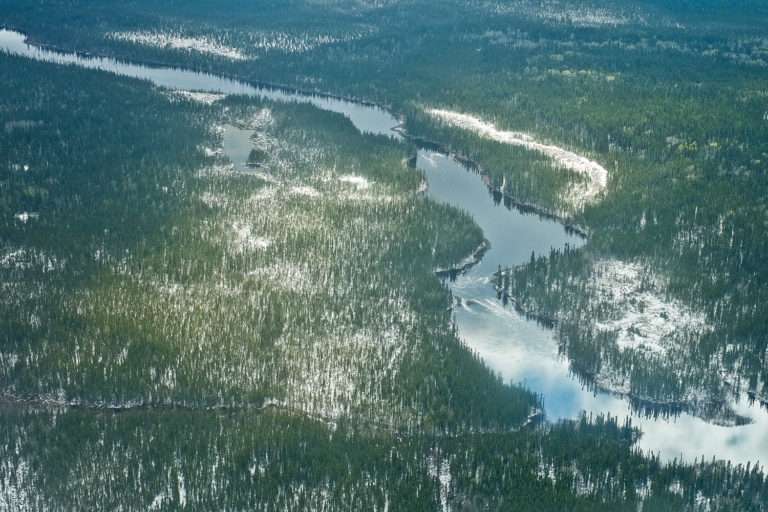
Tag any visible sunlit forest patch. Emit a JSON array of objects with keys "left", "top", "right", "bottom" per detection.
[
  {"left": 107, "top": 31, "right": 248, "bottom": 60},
  {"left": 478, "top": 0, "right": 644, "bottom": 28},
  {"left": 104, "top": 24, "right": 377, "bottom": 65}
]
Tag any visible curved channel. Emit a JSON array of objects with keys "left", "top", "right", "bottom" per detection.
[{"left": 2, "top": 28, "right": 767, "bottom": 466}]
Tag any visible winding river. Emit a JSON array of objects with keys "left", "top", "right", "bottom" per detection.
[{"left": 2, "top": 28, "right": 767, "bottom": 466}]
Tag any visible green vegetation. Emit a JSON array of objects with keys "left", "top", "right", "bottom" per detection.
[
  {"left": 3, "top": 406, "right": 768, "bottom": 511},
  {"left": 3, "top": 0, "right": 768, "bottom": 508},
  {"left": 5, "top": 0, "right": 768, "bottom": 409},
  {"left": 246, "top": 147, "right": 268, "bottom": 167},
  {"left": 0, "top": 53, "right": 535, "bottom": 430}
]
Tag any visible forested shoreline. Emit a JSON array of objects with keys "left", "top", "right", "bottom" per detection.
[{"left": 2, "top": 1, "right": 768, "bottom": 509}]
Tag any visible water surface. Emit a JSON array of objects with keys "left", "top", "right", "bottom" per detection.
[
  {"left": 3, "top": 29, "right": 767, "bottom": 467},
  {"left": 417, "top": 151, "right": 768, "bottom": 467},
  {"left": 0, "top": 29, "right": 399, "bottom": 138}
]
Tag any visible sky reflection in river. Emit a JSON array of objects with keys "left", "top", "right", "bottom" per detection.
[
  {"left": 418, "top": 151, "right": 768, "bottom": 467},
  {"left": 3, "top": 27, "right": 767, "bottom": 467}
]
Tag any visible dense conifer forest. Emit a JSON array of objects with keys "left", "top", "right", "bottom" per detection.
[{"left": 2, "top": 0, "right": 768, "bottom": 509}]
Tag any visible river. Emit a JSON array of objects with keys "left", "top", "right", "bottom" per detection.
[{"left": 2, "top": 28, "right": 767, "bottom": 466}]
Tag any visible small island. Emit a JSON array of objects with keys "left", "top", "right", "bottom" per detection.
[{"left": 246, "top": 147, "right": 268, "bottom": 167}]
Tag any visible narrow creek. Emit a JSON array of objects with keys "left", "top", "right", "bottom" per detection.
[{"left": 2, "top": 28, "right": 767, "bottom": 466}]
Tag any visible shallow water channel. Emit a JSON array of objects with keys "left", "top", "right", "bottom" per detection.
[{"left": 2, "top": 28, "right": 767, "bottom": 466}]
